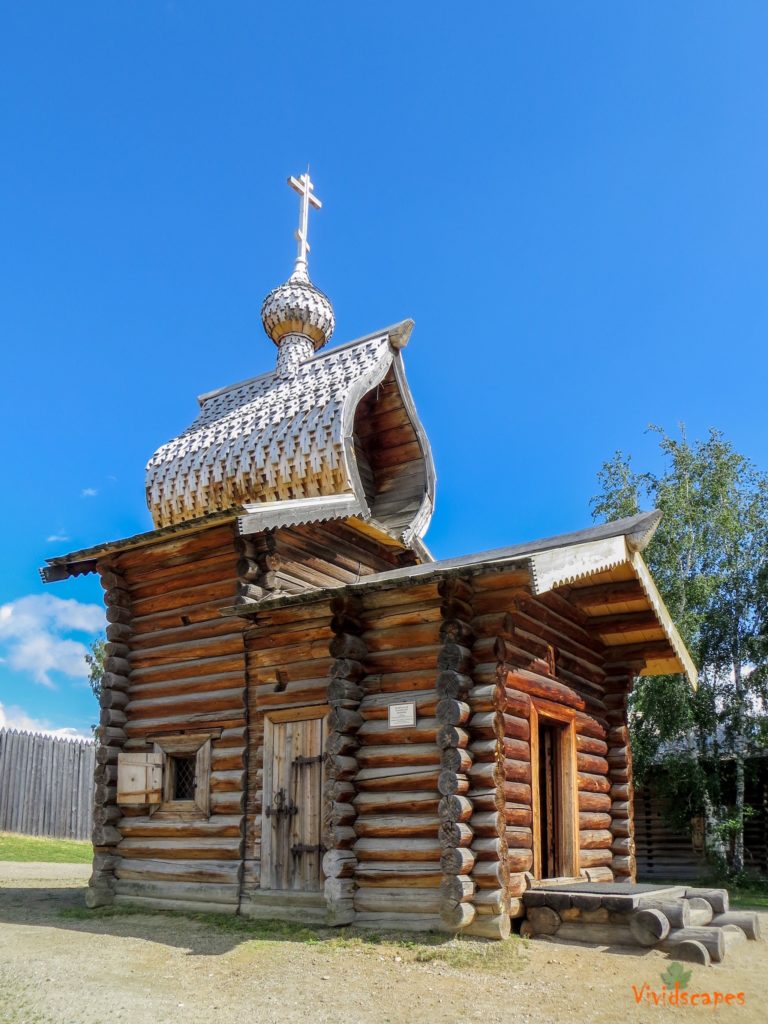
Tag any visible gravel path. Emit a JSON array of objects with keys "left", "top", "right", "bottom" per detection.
[{"left": 0, "top": 862, "right": 766, "bottom": 1024}]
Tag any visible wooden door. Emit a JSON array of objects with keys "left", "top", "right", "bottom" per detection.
[
  {"left": 530, "top": 703, "right": 578, "bottom": 880},
  {"left": 262, "top": 713, "right": 325, "bottom": 891}
]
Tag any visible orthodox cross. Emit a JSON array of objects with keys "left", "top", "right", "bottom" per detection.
[{"left": 288, "top": 171, "right": 322, "bottom": 274}]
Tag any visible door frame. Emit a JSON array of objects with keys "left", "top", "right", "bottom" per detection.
[
  {"left": 260, "top": 705, "right": 329, "bottom": 891},
  {"left": 530, "top": 698, "right": 579, "bottom": 880}
]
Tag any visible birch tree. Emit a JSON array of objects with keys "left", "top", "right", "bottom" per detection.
[{"left": 592, "top": 426, "right": 768, "bottom": 875}]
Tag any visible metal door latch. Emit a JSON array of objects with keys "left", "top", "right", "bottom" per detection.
[{"left": 265, "top": 786, "right": 298, "bottom": 820}]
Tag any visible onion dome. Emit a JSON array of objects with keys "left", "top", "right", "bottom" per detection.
[{"left": 261, "top": 263, "right": 335, "bottom": 350}]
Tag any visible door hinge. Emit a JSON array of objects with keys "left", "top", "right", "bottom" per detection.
[{"left": 293, "top": 754, "right": 323, "bottom": 767}]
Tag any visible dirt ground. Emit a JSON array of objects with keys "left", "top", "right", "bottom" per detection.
[{"left": 1, "top": 863, "right": 766, "bottom": 1024}]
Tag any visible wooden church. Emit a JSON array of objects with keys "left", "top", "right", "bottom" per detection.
[{"left": 43, "top": 173, "right": 698, "bottom": 940}]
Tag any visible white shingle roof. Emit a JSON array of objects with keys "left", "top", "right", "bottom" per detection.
[{"left": 145, "top": 325, "right": 432, "bottom": 533}]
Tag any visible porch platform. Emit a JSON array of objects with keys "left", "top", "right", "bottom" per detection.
[{"left": 521, "top": 883, "right": 762, "bottom": 964}]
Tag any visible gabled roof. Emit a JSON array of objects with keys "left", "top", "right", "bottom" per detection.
[
  {"left": 237, "top": 510, "right": 697, "bottom": 684},
  {"left": 144, "top": 319, "right": 435, "bottom": 545}
]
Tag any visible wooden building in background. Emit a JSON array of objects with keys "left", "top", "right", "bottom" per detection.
[{"left": 42, "top": 173, "right": 696, "bottom": 938}]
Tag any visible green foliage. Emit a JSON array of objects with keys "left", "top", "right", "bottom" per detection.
[
  {"left": 661, "top": 962, "right": 692, "bottom": 990},
  {"left": 84, "top": 637, "right": 106, "bottom": 737},
  {"left": 84, "top": 638, "right": 106, "bottom": 703},
  {"left": 592, "top": 426, "right": 768, "bottom": 874}
]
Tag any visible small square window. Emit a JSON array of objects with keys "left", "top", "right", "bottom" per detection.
[{"left": 172, "top": 756, "right": 197, "bottom": 801}]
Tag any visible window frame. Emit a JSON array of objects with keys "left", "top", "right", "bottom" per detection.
[{"left": 148, "top": 731, "right": 217, "bottom": 819}]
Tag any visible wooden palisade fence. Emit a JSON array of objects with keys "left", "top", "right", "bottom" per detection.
[{"left": 0, "top": 727, "right": 95, "bottom": 841}]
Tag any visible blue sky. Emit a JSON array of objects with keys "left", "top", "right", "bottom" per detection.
[{"left": 2, "top": 2, "right": 767, "bottom": 737}]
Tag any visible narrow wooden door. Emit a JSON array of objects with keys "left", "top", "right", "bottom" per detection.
[{"left": 262, "top": 714, "right": 325, "bottom": 891}]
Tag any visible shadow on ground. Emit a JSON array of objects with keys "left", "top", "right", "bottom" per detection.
[{"left": 0, "top": 880, "right": 462, "bottom": 958}]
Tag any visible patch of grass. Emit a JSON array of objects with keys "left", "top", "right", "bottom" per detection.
[
  {"left": 57, "top": 902, "right": 527, "bottom": 972},
  {"left": 729, "top": 883, "right": 768, "bottom": 910},
  {"left": 0, "top": 832, "right": 91, "bottom": 864}
]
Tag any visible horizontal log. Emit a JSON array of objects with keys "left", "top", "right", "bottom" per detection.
[
  {"left": 554, "top": 922, "right": 636, "bottom": 947},
  {"left": 435, "top": 669, "right": 472, "bottom": 699},
  {"left": 577, "top": 752, "right": 609, "bottom": 775},
  {"left": 684, "top": 887, "right": 729, "bottom": 914},
  {"left": 354, "top": 838, "right": 441, "bottom": 862},
  {"left": 463, "top": 912, "right": 511, "bottom": 939},
  {"left": 439, "top": 874, "right": 475, "bottom": 904},
  {"left": 441, "top": 847, "right": 476, "bottom": 874},
  {"left": 354, "top": 862, "right": 443, "bottom": 886},
  {"left": 578, "top": 772, "right": 611, "bottom": 794},
  {"left": 469, "top": 712, "right": 503, "bottom": 740},
  {"left": 659, "top": 927, "right": 726, "bottom": 963},
  {"left": 471, "top": 811, "right": 505, "bottom": 838},
  {"left": 440, "top": 901, "right": 476, "bottom": 929},
  {"left": 630, "top": 908, "right": 670, "bottom": 945},
  {"left": 322, "top": 849, "right": 357, "bottom": 879},
  {"left": 506, "top": 825, "right": 533, "bottom": 849},
  {"left": 506, "top": 669, "right": 584, "bottom": 710},
  {"left": 579, "top": 812, "right": 612, "bottom": 830},
  {"left": 117, "top": 816, "right": 242, "bottom": 839},
  {"left": 115, "top": 857, "right": 240, "bottom": 884},
  {"left": 505, "top": 803, "right": 533, "bottom": 826},
  {"left": 440, "top": 747, "right": 473, "bottom": 774},
  {"left": 438, "top": 795, "right": 473, "bottom": 823},
  {"left": 579, "top": 849, "right": 614, "bottom": 869},
  {"left": 354, "top": 888, "right": 441, "bottom": 914},
  {"left": 355, "top": 765, "right": 440, "bottom": 791},
  {"left": 357, "top": 745, "right": 440, "bottom": 769},
  {"left": 507, "top": 849, "right": 534, "bottom": 872},
  {"left": 114, "top": 879, "right": 239, "bottom": 904},
  {"left": 116, "top": 836, "right": 241, "bottom": 860},
  {"left": 471, "top": 859, "right": 509, "bottom": 889},
  {"left": 328, "top": 678, "right": 365, "bottom": 704},
  {"left": 574, "top": 733, "right": 609, "bottom": 757},
  {"left": 358, "top": 718, "right": 439, "bottom": 745},
  {"left": 578, "top": 792, "right": 612, "bottom": 812},
  {"left": 355, "top": 815, "right": 438, "bottom": 839},
  {"left": 436, "top": 699, "right": 471, "bottom": 726},
  {"left": 437, "top": 772, "right": 469, "bottom": 798},
  {"left": 436, "top": 724, "right": 469, "bottom": 750},
  {"left": 354, "top": 790, "right": 438, "bottom": 815},
  {"left": 579, "top": 829, "right": 614, "bottom": 850},
  {"left": 710, "top": 911, "right": 760, "bottom": 940}
]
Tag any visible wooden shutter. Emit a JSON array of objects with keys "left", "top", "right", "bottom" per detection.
[{"left": 117, "top": 752, "right": 163, "bottom": 805}]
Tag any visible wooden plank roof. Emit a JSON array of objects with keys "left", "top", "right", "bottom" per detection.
[
  {"left": 144, "top": 320, "right": 435, "bottom": 544},
  {"left": 238, "top": 511, "right": 697, "bottom": 685}
]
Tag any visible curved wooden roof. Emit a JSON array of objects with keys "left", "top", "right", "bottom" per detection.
[{"left": 144, "top": 320, "right": 435, "bottom": 545}]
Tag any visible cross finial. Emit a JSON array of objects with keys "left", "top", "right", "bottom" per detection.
[{"left": 288, "top": 171, "right": 322, "bottom": 280}]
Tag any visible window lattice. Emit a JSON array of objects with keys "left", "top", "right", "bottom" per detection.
[{"left": 173, "top": 756, "right": 196, "bottom": 801}]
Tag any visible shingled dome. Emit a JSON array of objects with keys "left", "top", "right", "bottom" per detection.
[
  {"left": 144, "top": 320, "right": 435, "bottom": 547},
  {"left": 261, "top": 265, "right": 335, "bottom": 350}
]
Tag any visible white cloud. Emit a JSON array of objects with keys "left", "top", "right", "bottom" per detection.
[
  {"left": 81, "top": 488, "right": 98, "bottom": 497},
  {"left": 0, "top": 702, "right": 93, "bottom": 741},
  {"left": 0, "top": 594, "right": 105, "bottom": 688},
  {"left": 46, "top": 534, "right": 71, "bottom": 543}
]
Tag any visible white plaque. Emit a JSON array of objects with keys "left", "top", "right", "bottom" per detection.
[{"left": 388, "top": 701, "right": 416, "bottom": 728}]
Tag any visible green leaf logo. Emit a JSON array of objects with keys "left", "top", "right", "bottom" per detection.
[{"left": 661, "top": 962, "right": 692, "bottom": 990}]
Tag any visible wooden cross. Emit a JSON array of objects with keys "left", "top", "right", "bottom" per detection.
[{"left": 288, "top": 171, "right": 322, "bottom": 272}]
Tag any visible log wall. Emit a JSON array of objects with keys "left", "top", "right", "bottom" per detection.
[
  {"left": 85, "top": 519, "right": 640, "bottom": 930},
  {"left": 351, "top": 582, "right": 444, "bottom": 931},
  {"left": 472, "top": 578, "right": 618, "bottom": 889},
  {"left": 104, "top": 525, "right": 248, "bottom": 913}
]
